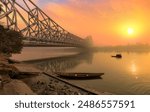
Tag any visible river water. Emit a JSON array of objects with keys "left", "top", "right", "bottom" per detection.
[{"left": 12, "top": 47, "right": 150, "bottom": 95}]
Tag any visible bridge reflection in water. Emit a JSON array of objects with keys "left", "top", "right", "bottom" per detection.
[{"left": 25, "top": 52, "right": 94, "bottom": 73}]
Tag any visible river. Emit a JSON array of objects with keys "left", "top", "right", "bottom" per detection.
[{"left": 11, "top": 47, "right": 150, "bottom": 95}]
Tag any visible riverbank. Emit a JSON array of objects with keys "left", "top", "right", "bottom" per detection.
[
  {"left": 0, "top": 54, "right": 110, "bottom": 95},
  {"left": 0, "top": 54, "right": 34, "bottom": 94}
]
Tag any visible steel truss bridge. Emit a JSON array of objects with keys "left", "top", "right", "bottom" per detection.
[{"left": 0, "top": 0, "right": 92, "bottom": 47}]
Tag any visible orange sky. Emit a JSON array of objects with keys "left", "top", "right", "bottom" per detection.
[
  {"left": 1, "top": 0, "right": 150, "bottom": 46},
  {"left": 37, "top": 0, "right": 150, "bottom": 46}
]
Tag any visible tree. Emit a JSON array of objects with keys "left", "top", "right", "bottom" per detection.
[{"left": 0, "top": 25, "right": 23, "bottom": 54}]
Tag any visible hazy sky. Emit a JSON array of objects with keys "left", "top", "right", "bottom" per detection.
[{"left": 18, "top": 0, "right": 150, "bottom": 45}]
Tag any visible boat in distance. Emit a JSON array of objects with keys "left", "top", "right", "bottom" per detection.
[
  {"left": 55, "top": 72, "right": 104, "bottom": 79},
  {"left": 111, "top": 54, "right": 122, "bottom": 58}
]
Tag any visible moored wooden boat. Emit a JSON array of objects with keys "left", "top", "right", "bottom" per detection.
[{"left": 55, "top": 72, "right": 104, "bottom": 79}]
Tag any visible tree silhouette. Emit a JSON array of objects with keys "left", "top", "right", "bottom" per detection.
[{"left": 0, "top": 25, "right": 23, "bottom": 54}]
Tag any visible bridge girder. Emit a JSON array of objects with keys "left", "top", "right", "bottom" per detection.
[{"left": 0, "top": 0, "right": 90, "bottom": 47}]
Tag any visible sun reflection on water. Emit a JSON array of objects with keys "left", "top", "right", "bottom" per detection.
[{"left": 130, "top": 61, "right": 138, "bottom": 79}]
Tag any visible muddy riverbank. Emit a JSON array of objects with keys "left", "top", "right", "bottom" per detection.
[{"left": 0, "top": 54, "right": 110, "bottom": 95}]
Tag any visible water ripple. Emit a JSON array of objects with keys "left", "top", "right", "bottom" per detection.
[{"left": 128, "top": 81, "right": 150, "bottom": 95}]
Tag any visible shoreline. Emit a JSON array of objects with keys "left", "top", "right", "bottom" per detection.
[{"left": 0, "top": 54, "right": 111, "bottom": 95}]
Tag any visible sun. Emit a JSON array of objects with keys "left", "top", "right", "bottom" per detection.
[
  {"left": 127, "top": 28, "right": 134, "bottom": 35},
  {"left": 119, "top": 23, "right": 142, "bottom": 38}
]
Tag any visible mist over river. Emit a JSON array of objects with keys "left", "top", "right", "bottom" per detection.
[{"left": 12, "top": 47, "right": 150, "bottom": 95}]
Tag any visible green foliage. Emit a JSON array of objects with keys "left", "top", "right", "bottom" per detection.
[{"left": 0, "top": 25, "right": 23, "bottom": 54}]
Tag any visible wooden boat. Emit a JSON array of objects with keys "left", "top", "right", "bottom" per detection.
[
  {"left": 55, "top": 72, "right": 104, "bottom": 79},
  {"left": 111, "top": 54, "right": 122, "bottom": 58}
]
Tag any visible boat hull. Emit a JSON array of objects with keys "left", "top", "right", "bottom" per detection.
[{"left": 55, "top": 73, "right": 104, "bottom": 79}]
